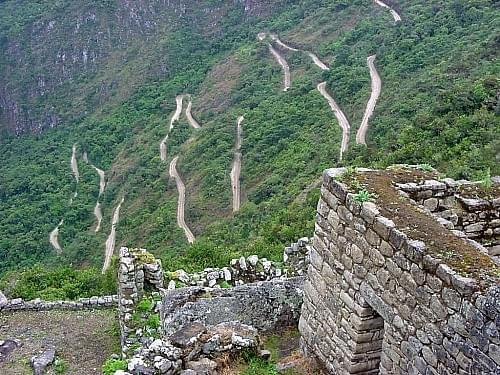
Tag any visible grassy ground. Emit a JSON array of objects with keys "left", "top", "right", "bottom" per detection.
[
  {"left": 0, "top": 310, "right": 120, "bottom": 375},
  {"left": 223, "top": 328, "right": 322, "bottom": 375}
]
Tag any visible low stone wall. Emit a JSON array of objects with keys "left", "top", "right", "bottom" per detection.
[
  {"left": 164, "top": 237, "right": 311, "bottom": 289},
  {"left": 397, "top": 178, "right": 500, "bottom": 256},
  {"left": 299, "top": 167, "right": 500, "bottom": 375},
  {"left": 0, "top": 295, "right": 118, "bottom": 312}
]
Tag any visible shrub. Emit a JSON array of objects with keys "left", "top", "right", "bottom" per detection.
[
  {"left": 353, "top": 190, "right": 376, "bottom": 203},
  {"left": 102, "top": 359, "right": 127, "bottom": 375}
]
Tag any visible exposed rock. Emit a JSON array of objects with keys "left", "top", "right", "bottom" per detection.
[
  {"left": 0, "top": 339, "right": 22, "bottom": 362},
  {"left": 169, "top": 322, "right": 207, "bottom": 348},
  {"left": 259, "top": 349, "right": 272, "bottom": 360},
  {"left": 276, "top": 359, "right": 303, "bottom": 373},
  {"left": 0, "top": 291, "right": 7, "bottom": 308},
  {"left": 30, "top": 347, "right": 55, "bottom": 375},
  {"left": 160, "top": 278, "right": 304, "bottom": 336},
  {"left": 185, "top": 358, "right": 217, "bottom": 374}
]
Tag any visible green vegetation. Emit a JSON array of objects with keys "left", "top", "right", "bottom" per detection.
[
  {"left": 477, "top": 168, "right": 493, "bottom": 190},
  {"left": 129, "top": 296, "right": 162, "bottom": 337},
  {"left": 353, "top": 189, "right": 376, "bottom": 203},
  {"left": 102, "top": 358, "right": 127, "bottom": 375},
  {"left": 54, "top": 358, "right": 69, "bottom": 374},
  {"left": 0, "top": 0, "right": 498, "bottom": 298},
  {"left": 239, "top": 354, "right": 278, "bottom": 375},
  {"left": 0, "top": 264, "right": 116, "bottom": 300}
]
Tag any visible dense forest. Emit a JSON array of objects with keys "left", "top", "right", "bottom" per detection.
[{"left": 0, "top": 0, "right": 498, "bottom": 298}]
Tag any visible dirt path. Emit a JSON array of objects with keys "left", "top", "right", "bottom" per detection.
[
  {"left": 169, "top": 156, "right": 195, "bottom": 244},
  {"left": 374, "top": 0, "right": 401, "bottom": 22},
  {"left": 264, "top": 32, "right": 330, "bottom": 72},
  {"left": 87, "top": 164, "right": 106, "bottom": 233},
  {"left": 307, "top": 52, "right": 330, "bottom": 71},
  {"left": 257, "top": 32, "right": 267, "bottom": 41},
  {"left": 160, "top": 95, "right": 184, "bottom": 161},
  {"left": 268, "top": 44, "right": 291, "bottom": 91},
  {"left": 102, "top": 196, "right": 124, "bottom": 273},
  {"left": 270, "top": 34, "right": 299, "bottom": 51},
  {"left": 231, "top": 116, "right": 244, "bottom": 213},
  {"left": 185, "top": 99, "right": 201, "bottom": 129},
  {"left": 71, "top": 144, "right": 79, "bottom": 184},
  {"left": 317, "top": 82, "right": 351, "bottom": 161},
  {"left": 357, "top": 55, "right": 381, "bottom": 145},
  {"left": 93, "top": 166, "right": 106, "bottom": 195},
  {"left": 49, "top": 219, "right": 64, "bottom": 254},
  {"left": 93, "top": 202, "right": 103, "bottom": 233}
]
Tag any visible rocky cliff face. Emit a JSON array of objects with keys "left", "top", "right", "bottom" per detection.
[{"left": 0, "top": 0, "right": 281, "bottom": 135}]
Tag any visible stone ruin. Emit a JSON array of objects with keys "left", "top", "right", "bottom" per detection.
[
  {"left": 2, "top": 165, "right": 499, "bottom": 375},
  {"left": 299, "top": 166, "right": 500, "bottom": 374},
  {"left": 116, "top": 242, "right": 309, "bottom": 374}
]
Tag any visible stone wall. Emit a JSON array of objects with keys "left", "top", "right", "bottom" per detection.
[
  {"left": 0, "top": 294, "right": 117, "bottom": 312},
  {"left": 116, "top": 246, "right": 307, "bottom": 374},
  {"left": 164, "top": 237, "right": 311, "bottom": 289},
  {"left": 396, "top": 178, "right": 500, "bottom": 257},
  {"left": 299, "top": 167, "right": 500, "bottom": 375},
  {"left": 118, "top": 247, "right": 164, "bottom": 350}
]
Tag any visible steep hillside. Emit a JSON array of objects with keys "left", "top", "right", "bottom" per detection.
[
  {"left": 0, "top": 0, "right": 498, "bottom": 293},
  {"left": 0, "top": 0, "right": 284, "bottom": 134}
]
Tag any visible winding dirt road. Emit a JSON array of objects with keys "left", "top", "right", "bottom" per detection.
[
  {"left": 50, "top": 144, "right": 80, "bottom": 252},
  {"left": 160, "top": 95, "right": 184, "bottom": 162},
  {"left": 264, "top": 32, "right": 330, "bottom": 73},
  {"left": 91, "top": 165, "right": 106, "bottom": 233},
  {"left": 231, "top": 116, "right": 244, "bottom": 213},
  {"left": 49, "top": 219, "right": 64, "bottom": 254},
  {"left": 71, "top": 144, "right": 80, "bottom": 184},
  {"left": 185, "top": 99, "right": 201, "bottom": 129},
  {"left": 374, "top": 0, "right": 401, "bottom": 22},
  {"left": 357, "top": 55, "right": 381, "bottom": 145},
  {"left": 169, "top": 156, "right": 195, "bottom": 244},
  {"left": 102, "top": 196, "right": 124, "bottom": 273},
  {"left": 268, "top": 44, "right": 291, "bottom": 91},
  {"left": 317, "top": 82, "right": 351, "bottom": 161},
  {"left": 94, "top": 202, "right": 103, "bottom": 233},
  {"left": 307, "top": 52, "right": 330, "bottom": 71},
  {"left": 270, "top": 34, "right": 299, "bottom": 52}
]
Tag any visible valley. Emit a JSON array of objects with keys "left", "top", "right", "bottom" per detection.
[{"left": 0, "top": 0, "right": 498, "bottom": 287}]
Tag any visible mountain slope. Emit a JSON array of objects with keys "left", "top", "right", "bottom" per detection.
[{"left": 0, "top": 0, "right": 498, "bottom": 282}]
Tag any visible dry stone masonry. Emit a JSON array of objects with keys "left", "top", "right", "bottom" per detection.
[
  {"left": 299, "top": 166, "right": 500, "bottom": 374},
  {"left": 396, "top": 178, "right": 500, "bottom": 258},
  {"left": 0, "top": 294, "right": 117, "bottom": 312},
  {"left": 164, "top": 237, "right": 311, "bottom": 289},
  {"left": 116, "top": 245, "right": 308, "bottom": 374}
]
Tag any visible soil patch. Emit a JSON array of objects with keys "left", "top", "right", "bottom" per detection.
[
  {"left": 457, "top": 182, "right": 500, "bottom": 201},
  {"left": 0, "top": 310, "right": 119, "bottom": 375}
]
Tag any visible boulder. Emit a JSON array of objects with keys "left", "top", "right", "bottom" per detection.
[{"left": 30, "top": 347, "right": 55, "bottom": 375}]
